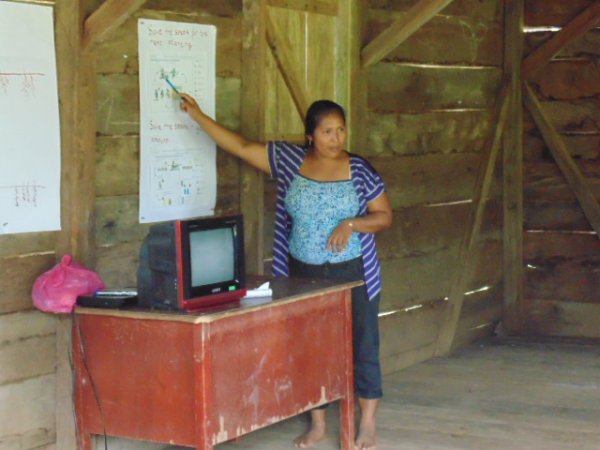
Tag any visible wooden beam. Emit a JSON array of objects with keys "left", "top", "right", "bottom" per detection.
[
  {"left": 241, "top": 0, "right": 267, "bottom": 275},
  {"left": 435, "top": 81, "right": 511, "bottom": 356},
  {"left": 502, "top": 0, "right": 525, "bottom": 335},
  {"left": 361, "top": 0, "right": 454, "bottom": 68},
  {"left": 524, "top": 83, "right": 600, "bottom": 236},
  {"left": 265, "top": 8, "right": 310, "bottom": 120},
  {"left": 522, "top": 3, "right": 600, "bottom": 79},
  {"left": 55, "top": 0, "right": 98, "bottom": 447},
  {"left": 82, "top": 0, "right": 149, "bottom": 50},
  {"left": 267, "top": 0, "right": 338, "bottom": 16}
]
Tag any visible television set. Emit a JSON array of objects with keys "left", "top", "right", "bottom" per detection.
[{"left": 137, "top": 215, "right": 246, "bottom": 311}]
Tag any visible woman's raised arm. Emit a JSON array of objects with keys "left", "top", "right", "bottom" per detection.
[{"left": 179, "top": 93, "right": 270, "bottom": 174}]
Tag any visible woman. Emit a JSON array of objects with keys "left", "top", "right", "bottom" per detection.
[{"left": 179, "top": 94, "right": 392, "bottom": 450}]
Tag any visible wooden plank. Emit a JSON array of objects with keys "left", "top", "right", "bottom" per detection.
[
  {"left": 531, "top": 60, "right": 600, "bottom": 100},
  {"left": 524, "top": 134, "right": 600, "bottom": 161},
  {"left": 379, "top": 239, "right": 503, "bottom": 310},
  {"left": 361, "top": 0, "right": 455, "bottom": 68},
  {"left": 264, "top": 133, "right": 305, "bottom": 143},
  {"left": 502, "top": 0, "right": 525, "bottom": 335},
  {"left": 532, "top": 231, "right": 600, "bottom": 261},
  {"left": 524, "top": 83, "right": 600, "bottom": 236},
  {"left": 267, "top": 0, "right": 338, "bottom": 16},
  {"left": 522, "top": 99, "right": 600, "bottom": 134},
  {"left": 307, "top": 12, "right": 336, "bottom": 101},
  {"left": 0, "top": 375, "right": 56, "bottom": 443},
  {"left": 525, "top": 29, "right": 600, "bottom": 59},
  {"left": 0, "top": 232, "right": 56, "bottom": 259},
  {"left": 379, "top": 303, "right": 445, "bottom": 371},
  {"left": 241, "top": 0, "right": 267, "bottom": 274},
  {"left": 372, "top": 152, "right": 502, "bottom": 209},
  {"left": 525, "top": 160, "right": 600, "bottom": 203},
  {"left": 525, "top": 0, "right": 596, "bottom": 27},
  {"left": 96, "top": 241, "right": 141, "bottom": 288},
  {"left": 377, "top": 200, "right": 502, "bottom": 260},
  {"left": 0, "top": 335, "right": 55, "bottom": 385},
  {"left": 368, "top": 64, "right": 502, "bottom": 112},
  {"left": 525, "top": 201, "right": 594, "bottom": 231},
  {"left": 368, "top": 0, "right": 501, "bottom": 22},
  {"left": 83, "top": 0, "right": 149, "bottom": 50},
  {"left": 0, "top": 428, "right": 55, "bottom": 450},
  {"left": 145, "top": 0, "right": 241, "bottom": 17},
  {"left": 0, "top": 310, "right": 56, "bottom": 348},
  {"left": 522, "top": 3, "right": 600, "bottom": 79},
  {"left": 436, "top": 82, "right": 510, "bottom": 356},
  {"left": 527, "top": 300, "right": 600, "bottom": 338},
  {"left": 366, "top": 109, "right": 493, "bottom": 157},
  {"left": 96, "top": 136, "right": 139, "bottom": 197},
  {"left": 526, "top": 259, "right": 600, "bottom": 305},
  {"left": 96, "top": 195, "right": 151, "bottom": 246},
  {"left": 0, "top": 254, "right": 55, "bottom": 315},
  {"left": 265, "top": 8, "right": 310, "bottom": 119},
  {"left": 524, "top": 232, "right": 600, "bottom": 304},
  {"left": 366, "top": 10, "right": 503, "bottom": 66}
]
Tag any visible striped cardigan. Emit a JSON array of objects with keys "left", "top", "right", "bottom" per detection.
[{"left": 267, "top": 141, "right": 386, "bottom": 301}]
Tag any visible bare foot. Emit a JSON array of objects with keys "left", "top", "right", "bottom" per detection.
[
  {"left": 294, "top": 409, "right": 327, "bottom": 448},
  {"left": 354, "top": 424, "right": 376, "bottom": 450},
  {"left": 293, "top": 428, "right": 327, "bottom": 448},
  {"left": 355, "top": 398, "right": 379, "bottom": 450}
]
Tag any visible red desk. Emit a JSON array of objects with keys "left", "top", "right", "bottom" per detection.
[{"left": 73, "top": 278, "right": 359, "bottom": 450}]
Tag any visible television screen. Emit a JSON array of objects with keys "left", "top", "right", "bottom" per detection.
[{"left": 190, "top": 228, "right": 235, "bottom": 287}]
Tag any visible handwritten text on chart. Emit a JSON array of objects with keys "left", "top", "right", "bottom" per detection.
[
  {"left": 0, "top": 183, "right": 46, "bottom": 207},
  {"left": 0, "top": 72, "right": 45, "bottom": 96},
  {"left": 142, "top": 23, "right": 210, "bottom": 52}
]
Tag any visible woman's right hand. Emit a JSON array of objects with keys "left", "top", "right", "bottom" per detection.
[{"left": 179, "top": 93, "right": 203, "bottom": 122}]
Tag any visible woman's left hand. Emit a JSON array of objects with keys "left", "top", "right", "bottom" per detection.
[{"left": 326, "top": 220, "right": 354, "bottom": 253}]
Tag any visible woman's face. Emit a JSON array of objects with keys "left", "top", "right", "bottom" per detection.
[{"left": 308, "top": 112, "right": 347, "bottom": 159}]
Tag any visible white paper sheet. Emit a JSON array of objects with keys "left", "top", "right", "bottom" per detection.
[
  {"left": 0, "top": 2, "right": 61, "bottom": 234},
  {"left": 138, "top": 19, "right": 217, "bottom": 223}
]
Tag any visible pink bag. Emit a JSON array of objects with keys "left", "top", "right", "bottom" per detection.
[{"left": 32, "top": 254, "right": 105, "bottom": 313}]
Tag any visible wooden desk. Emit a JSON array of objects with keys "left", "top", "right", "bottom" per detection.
[{"left": 73, "top": 278, "right": 360, "bottom": 450}]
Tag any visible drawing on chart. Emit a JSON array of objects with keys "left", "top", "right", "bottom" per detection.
[
  {"left": 149, "top": 57, "right": 209, "bottom": 114},
  {"left": 0, "top": 72, "right": 45, "bottom": 96},
  {"left": 151, "top": 153, "right": 209, "bottom": 207},
  {"left": 0, "top": 183, "right": 46, "bottom": 207}
]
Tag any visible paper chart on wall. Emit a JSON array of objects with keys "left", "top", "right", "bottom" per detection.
[
  {"left": 138, "top": 19, "right": 217, "bottom": 223},
  {"left": 0, "top": 2, "right": 61, "bottom": 234}
]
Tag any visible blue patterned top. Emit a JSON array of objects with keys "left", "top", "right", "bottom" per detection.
[
  {"left": 285, "top": 175, "right": 362, "bottom": 264},
  {"left": 268, "top": 141, "right": 386, "bottom": 301}
]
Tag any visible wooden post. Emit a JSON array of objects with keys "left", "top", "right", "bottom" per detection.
[
  {"left": 502, "top": 0, "right": 525, "bottom": 334},
  {"left": 339, "top": 0, "right": 367, "bottom": 153},
  {"left": 54, "top": 0, "right": 97, "bottom": 447},
  {"left": 241, "top": 0, "right": 267, "bottom": 275}
]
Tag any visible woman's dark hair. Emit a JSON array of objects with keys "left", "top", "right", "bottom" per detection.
[{"left": 304, "top": 100, "right": 346, "bottom": 148}]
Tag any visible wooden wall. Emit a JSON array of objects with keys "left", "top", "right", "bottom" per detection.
[
  {"left": 523, "top": 0, "right": 600, "bottom": 337},
  {"left": 361, "top": 0, "right": 505, "bottom": 372}
]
